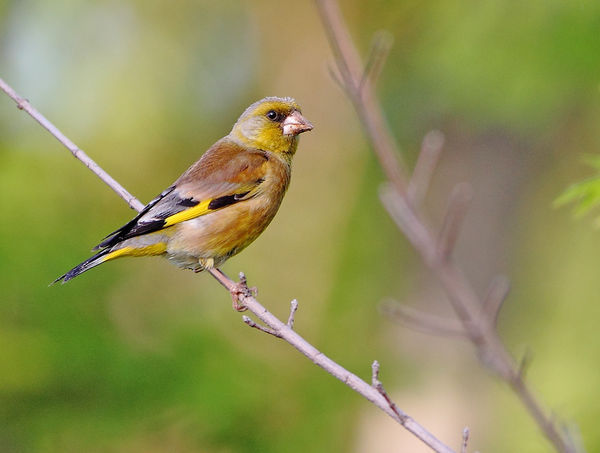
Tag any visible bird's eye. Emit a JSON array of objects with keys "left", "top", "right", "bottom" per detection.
[{"left": 266, "top": 110, "right": 280, "bottom": 121}]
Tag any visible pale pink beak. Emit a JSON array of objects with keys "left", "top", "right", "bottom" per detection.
[{"left": 282, "top": 110, "right": 314, "bottom": 136}]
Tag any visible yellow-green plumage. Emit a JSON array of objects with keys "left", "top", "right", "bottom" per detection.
[{"left": 55, "top": 97, "right": 312, "bottom": 283}]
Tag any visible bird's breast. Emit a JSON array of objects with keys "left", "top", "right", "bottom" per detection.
[{"left": 166, "top": 156, "right": 291, "bottom": 266}]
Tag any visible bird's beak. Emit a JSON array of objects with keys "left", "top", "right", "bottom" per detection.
[{"left": 282, "top": 110, "right": 314, "bottom": 136}]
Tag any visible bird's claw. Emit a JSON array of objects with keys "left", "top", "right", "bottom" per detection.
[
  {"left": 229, "top": 273, "right": 257, "bottom": 312},
  {"left": 230, "top": 286, "right": 248, "bottom": 311}
]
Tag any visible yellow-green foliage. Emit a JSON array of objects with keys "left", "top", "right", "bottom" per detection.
[{"left": 556, "top": 155, "right": 600, "bottom": 221}]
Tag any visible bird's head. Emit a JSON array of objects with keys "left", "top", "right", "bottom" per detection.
[{"left": 231, "top": 97, "right": 313, "bottom": 158}]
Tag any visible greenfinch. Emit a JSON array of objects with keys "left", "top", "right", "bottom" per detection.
[{"left": 55, "top": 96, "right": 313, "bottom": 283}]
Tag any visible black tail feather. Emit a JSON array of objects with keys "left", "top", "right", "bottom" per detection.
[{"left": 52, "top": 248, "right": 112, "bottom": 285}]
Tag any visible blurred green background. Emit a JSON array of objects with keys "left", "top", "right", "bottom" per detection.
[{"left": 1, "top": 1, "right": 600, "bottom": 452}]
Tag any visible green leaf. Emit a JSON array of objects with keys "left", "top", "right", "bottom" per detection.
[{"left": 556, "top": 167, "right": 600, "bottom": 219}]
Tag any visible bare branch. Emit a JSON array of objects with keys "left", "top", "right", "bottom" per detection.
[
  {"left": 207, "top": 267, "right": 235, "bottom": 292},
  {"left": 371, "top": 359, "right": 380, "bottom": 387},
  {"left": 461, "top": 427, "right": 470, "bottom": 453},
  {"left": 226, "top": 272, "right": 455, "bottom": 453},
  {"left": 0, "top": 76, "right": 457, "bottom": 453},
  {"left": 0, "top": 77, "right": 144, "bottom": 212},
  {"left": 437, "top": 183, "right": 473, "bottom": 261},
  {"left": 517, "top": 349, "right": 534, "bottom": 381},
  {"left": 371, "top": 360, "right": 408, "bottom": 423},
  {"left": 360, "top": 30, "right": 394, "bottom": 91},
  {"left": 481, "top": 275, "right": 510, "bottom": 327},
  {"left": 242, "top": 315, "right": 281, "bottom": 338},
  {"left": 287, "top": 299, "right": 299, "bottom": 329},
  {"left": 315, "top": 1, "right": 579, "bottom": 451},
  {"left": 380, "top": 299, "right": 466, "bottom": 338},
  {"left": 408, "top": 130, "right": 445, "bottom": 206},
  {"left": 379, "top": 184, "right": 438, "bottom": 266},
  {"left": 315, "top": 0, "right": 408, "bottom": 189},
  {"left": 326, "top": 61, "right": 351, "bottom": 95}
]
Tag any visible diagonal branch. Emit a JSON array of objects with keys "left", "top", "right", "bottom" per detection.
[
  {"left": 208, "top": 268, "right": 457, "bottom": 453},
  {"left": 315, "top": 0, "right": 408, "bottom": 191},
  {"left": 0, "top": 77, "right": 456, "bottom": 453},
  {"left": 0, "top": 78, "right": 144, "bottom": 212},
  {"left": 314, "top": 1, "right": 579, "bottom": 452}
]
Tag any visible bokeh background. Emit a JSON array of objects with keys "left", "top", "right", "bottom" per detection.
[{"left": 1, "top": 1, "right": 600, "bottom": 452}]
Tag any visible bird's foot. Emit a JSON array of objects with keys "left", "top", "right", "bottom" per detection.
[
  {"left": 195, "top": 257, "right": 215, "bottom": 272},
  {"left": 229, "top": 272, "right": 257, "bottom": 312}
]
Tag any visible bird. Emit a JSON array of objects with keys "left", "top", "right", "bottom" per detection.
[{"left": 54, "top": 96, "right": 313, "bottom": 292}]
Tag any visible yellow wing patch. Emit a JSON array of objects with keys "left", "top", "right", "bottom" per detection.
[
  {"left": 163, "top": 199, "right": 212, "bottom": 228},
  {"left": 102, "top": 243, "right": 168, "bottom": 262}
]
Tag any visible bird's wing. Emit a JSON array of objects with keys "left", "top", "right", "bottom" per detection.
[{"left": 96, "top": 139, "right": 269, "bottom": 249}]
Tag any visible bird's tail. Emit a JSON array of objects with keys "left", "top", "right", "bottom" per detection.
[
  {"left": 52, "top": 241, "right": 168, "bottom": 284},
  {"left": 52, "top": 248, "right": 113, "bottom": 284}
]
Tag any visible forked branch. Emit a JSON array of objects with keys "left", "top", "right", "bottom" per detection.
[{"left": 314, "top": 0, "right": 580, "bottom": 452}]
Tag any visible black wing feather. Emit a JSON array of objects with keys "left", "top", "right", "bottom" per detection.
[
  {"left": 94, "top": 172, "right": 264, "bottom": 251},
  {"left": 94, "top": 186, "right": 200, "bottom": 249},
  {"left": 207, "top": 191, "right": 250, "bottom": 210}
]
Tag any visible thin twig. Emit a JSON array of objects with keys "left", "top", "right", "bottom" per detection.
[
  {"left": 379, "top": 183, "right": 438, "bottom": 266},
  {"left": 360, "top": 30, "right": 394, "bottom": 92},
  {"left": 314, "top": 0, "right": 408, "bottom": 189},
  {"left": 0, "top": 77, "right": 455, "bottom": 453},
  {"left": 408, "top": 130, "right": 445, "bottom": 206},
  {"left": 0, "top": 78, "right": 144, "bottom": 212},
  {"left": 326, "top": 62, "right": 351, "bottom": 95},
  {"left": 481, "top": 275, "right": 510, "bottom": 327},
  {"left": 380, "top": 299, "right": 466, "bottom": 338},
  {"left": 207, "top": 267, "right": 235, "bottom": 292},
  {"left": 437, "top": 183, "right": 473, "bottom": 261},
  {"left": 242, "top": 315, "right": 281, "bottom": 338},
  {"left": 371, "top": 360, "right": 408, "bottom": 423},
  {"left": 461, "top": 427, "right": 470, "bottom": 453},
  {"left": 287, "top": 299, "right": 298, "bottom": 329},
  {"left": 221, "top": 271, "right": 455, "bottom": 453},
  {"left": 517, "top": 349, "right": 533, "bottom": 381},
  {"left": 314, "top": 1, "right": 578, "bottom": 452}
]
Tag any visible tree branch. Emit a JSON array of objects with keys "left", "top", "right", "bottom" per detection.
[
  {"left": 314, "top": 1, "right": 579, "bottom": 452},
  {"left": 436, "top": 183, "right": 473, "bottom": 261},
  {"left": 380, "top": 299, "right": 467, "bottom": 338},
  {"left": 371, "top": 360, "right": 408, "bottom": 424},
  {"left": 481, "top": 275, "right": 510, "bottom": 327},
  {"left": 360, "top": 30, "right": 394, "bottom": 92},
  {"left": 0, "top": 77, "right": 456, "bottom": 453},
  {"left": 407, "top": 130, "right": 445, "bottom": 206},
  {"left": 460, "top": 427, "right": 470, "bottom": 453},
  {"left": 0, "top": 78, "right": 144, "bottom": 212},
  {"left": 315, "top": 0, "right": 408, "bottom": 191}
]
